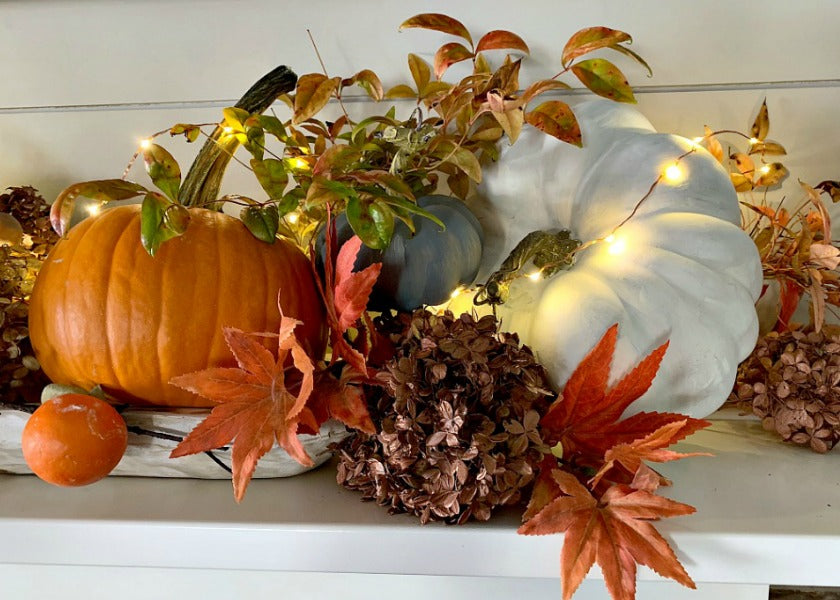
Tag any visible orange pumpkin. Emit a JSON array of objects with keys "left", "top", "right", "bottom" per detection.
[{"left": 28, "top": 204, "right": 325, "bottom": 407}]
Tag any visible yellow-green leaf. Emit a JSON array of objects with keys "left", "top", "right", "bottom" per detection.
[
  {"left": 525, "top": 100, "right": 581, "bottom": 146},
  {"left": 474, "top": 52, "right": 491, "bottom": 74},
  {"left": 730, "top": 172, "right": 753, "bottom": 192},
  {"left": 241, "top": 204, "right": 279, "bottom": 243},
  {"left": 703, "top": 126, "right": 724, "bottom": 163},
  {"left": 293, "top": 74, "right": 341, "bottom": 125},
  {"left": 143, "top": 143, "right": 181, "bottom": 202},
  {"left": 420, "top": 80, "right": 452, "bottom": 100},
  {"left": 754, "top": 162, "right": 788, "bottom": 188},
  {"left": 169, "top": 123, "right": 201, "bottom": 143},
  {"left": 257, "top": 115, "right": 288, "bottom": 141},
  {"left": 141, "top": 192, "right": 183, "bottom": 256},
  {"left": 346, "top": 196, "right": 394, "bottom": 250},
  {"left": 399, "top": 13, "right": 472, "bottom": 45},
  {"left": 572, "top": 58, "right": 635, "bottom": 103},
  {"left": 562, "top": 27, "right": 631, "bottom": 67},
  {"left": 407, "top": 53, "right": 432, "bottom": 94},
  {"left": 608, "top": 43, "right": 653, "bottom": 77},
  {"left": 492, "top": 107, "right": 525, "bottom": 144},
  {"left": 342, "top": 69, "right": 384, "bottom": 101},
  {"left": 485, "top": 57, "right": 521, "bottom": 96},
  {"left": 251, "top": 158, "right": 289, "bottom": 199},
  {"left": 434, "top": 141, "right": 482, "bottom": 183},
  {"left": 384, "top": 84, "right": 418, "bottom": 99},
  {"left": 470, "top": 122, "right": 504, "bottom": 142},
  {"left": 730, "top": 152, "right": 755, "bottom": 176},
  {"left": 447, "top": 171, "right": 470, "bottom": 200},
  {"left": 748, "top": 140, "right": 787, "bottom": 156},
  {"left": 50, "top": 179, "right": 149, "bottom": 236},
  {"left": 751, "top": 99, "right": 770, "bottom": 141},
  {"left": 753, "top": 226, "right": 775, "bottom": 257}
]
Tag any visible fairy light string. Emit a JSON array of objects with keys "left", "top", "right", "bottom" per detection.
[{"left": 470, "top": 144, "right": 700, "bottom": 311}]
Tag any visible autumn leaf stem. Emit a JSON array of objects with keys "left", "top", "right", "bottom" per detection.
[{"left": 709, "top": 128, "right": 754, "bottom": 141}]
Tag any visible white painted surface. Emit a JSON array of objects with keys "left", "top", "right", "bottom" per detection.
[
  {"left": 1, "top": 0, "right": 837, "bottom": 108},
  {"left": 0, "top": 417, "right": 836, "bottom": 594},
  {"left": 0, "top": 566, "right": 769, "bottom": 600}
]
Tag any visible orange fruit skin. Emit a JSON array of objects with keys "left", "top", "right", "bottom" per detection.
[{"left": 21, "top": 394, "right": 128, "bottom": 487}]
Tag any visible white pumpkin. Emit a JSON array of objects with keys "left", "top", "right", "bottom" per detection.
[{"left": 460, "top": 98, "right": 762, "bottom": 418}]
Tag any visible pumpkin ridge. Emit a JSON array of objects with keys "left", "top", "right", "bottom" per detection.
[
  {"left": 80, "top": 210, "right": 128, "bottom": 391},
  {"left": 105, "top": 209, "right": 141, "bottom": 396},
  {"left": 206, "top": 214, "right": 225, "bottom": 375},
  {"left": 49, "top": 225, "right": 76, "bottom": 385}
]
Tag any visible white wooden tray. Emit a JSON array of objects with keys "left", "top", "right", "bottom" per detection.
[{"left": 0, "top": 405, "right": 349, "bottom": 479}]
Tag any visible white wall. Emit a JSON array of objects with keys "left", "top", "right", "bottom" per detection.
[{"left": 1, "top": 0, "right": 838, "bottom": 228}]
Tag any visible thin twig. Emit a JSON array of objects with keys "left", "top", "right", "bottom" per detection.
[{"left": 307, "top": 28, "right": 351, "bottom": 121}]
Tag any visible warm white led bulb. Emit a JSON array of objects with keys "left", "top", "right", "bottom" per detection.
[
  {"left": 527, "top": 271, "right": 542, "bottom": 282},
  {"left": 607, "top": 236, "right": 627, "bottom": 256},
  {"left": 664, "top": 164, "right": 683, "bottom": 183},
  {"left": 139, "top": 138, "right": 152, "bottom": 150},
  {"left": 285, "top": 211, "right": 300, "bottom": 224},
  {"left": 449, "top": 286, "right": 463, "bottom": 299}
]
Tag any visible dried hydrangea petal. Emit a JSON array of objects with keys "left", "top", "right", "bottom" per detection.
[{"left": 337, "top": 309, "right": 553, "bottom": 524}]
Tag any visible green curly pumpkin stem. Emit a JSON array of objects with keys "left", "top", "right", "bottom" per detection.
[
  {"left": 474, "top": 229, "right": 581, "bottom": 307},
  {"left": 180, "top": 65, "right": 298, "bottom": 209}
]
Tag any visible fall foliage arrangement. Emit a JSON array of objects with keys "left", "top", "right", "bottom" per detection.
[
  {"left": 5, "top": 12, "right": 826, "bottom": 600},
  {"left": 700, "top": 102, "right": 840, "bottom": 453}
]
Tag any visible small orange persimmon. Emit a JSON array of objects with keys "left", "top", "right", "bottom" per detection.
[{"left": 22, "top": 394, "right": 128, "bottom": 487}]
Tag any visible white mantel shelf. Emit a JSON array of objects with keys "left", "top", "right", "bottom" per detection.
[{"left": 0, "top": 414, "right": 837, "bottom": 599}]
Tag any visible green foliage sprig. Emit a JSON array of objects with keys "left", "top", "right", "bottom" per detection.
[{"left": 50, "top": 14, "right": 649, "bottom": 255}]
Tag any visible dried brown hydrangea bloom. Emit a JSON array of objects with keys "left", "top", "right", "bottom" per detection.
[
  {"left": 732, "top": 328, "right": 840, "bottom": 453},
  {"left": 337, "top": 309, "right": 553, "bottom": 524},
  {"left": 1, "top": 187, "right": 59, "bottom": 403}
]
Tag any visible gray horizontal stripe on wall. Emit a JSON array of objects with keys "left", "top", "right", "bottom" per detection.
[{"left": 2, "top": 79, "right": 839, "bottom": 115}]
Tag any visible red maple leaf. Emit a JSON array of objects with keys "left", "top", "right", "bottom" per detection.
[
  {"left": 540, "top": 324, "right": 709, "bottom": 460},
  {"left": 312, "top": 215, "right": 382, "bottom": 376},
  {"left": 169, "top": 316, "right": 316, "bottom": 502},
  {"left": 518, "top": 469, "right": 696, "bottom": 600},
  {"left": 307, "top": 365, "right": 376, "bottom": 434}
]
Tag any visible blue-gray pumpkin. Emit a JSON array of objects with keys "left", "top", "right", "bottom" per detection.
[{"left": 326, "top": 195, "right": 483, "bottom": 311}]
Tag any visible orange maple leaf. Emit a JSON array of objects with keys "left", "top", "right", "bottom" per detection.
[
  {"left": 540, "top": 324, "right": 709, "bottom": 459},
  {"left": 518, "top": 469, "right": 696, "bottom": 600},
  {"left": 590, "top": 419, "right": 713, "bottom": 487},
  {"left": 169, "top": 316, "right": 316, "bottom": 502}
]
